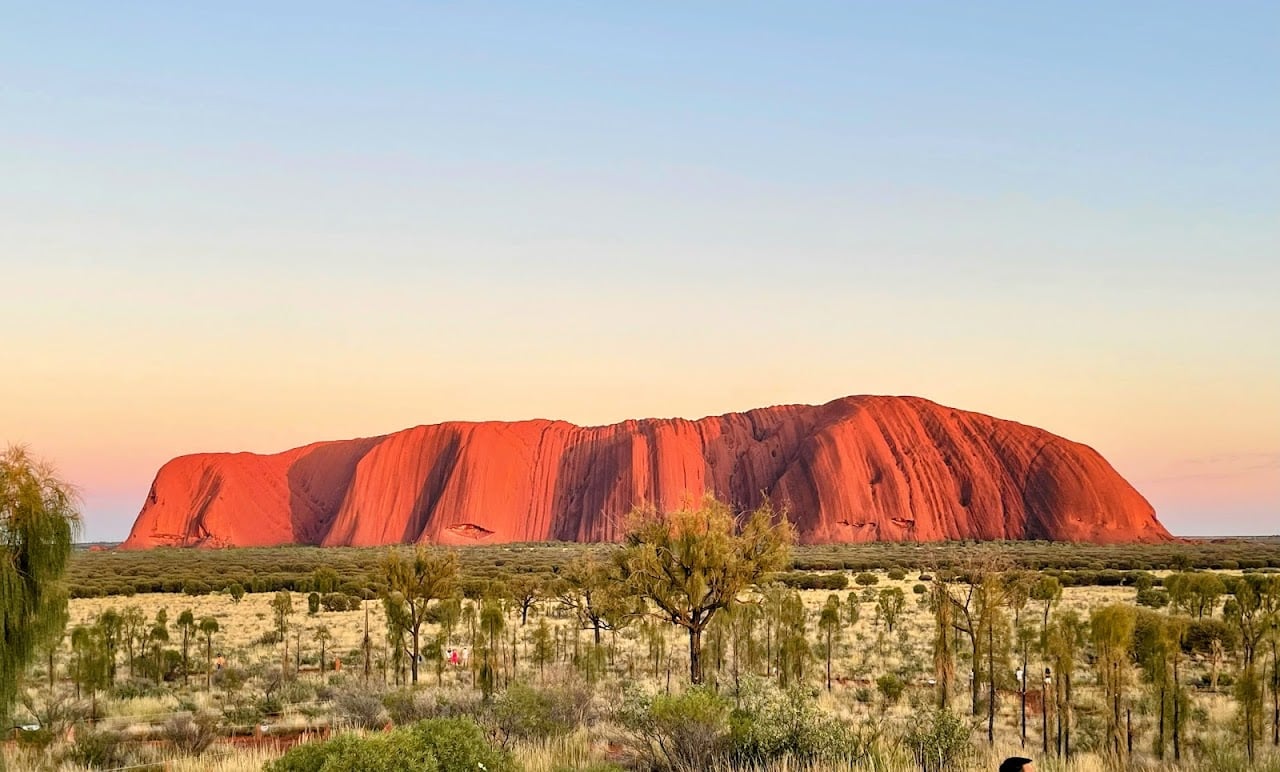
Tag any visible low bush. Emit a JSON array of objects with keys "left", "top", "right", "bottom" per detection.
[
  {"left": 876, "top": 673, "right": 905, "bottom": 704},
  {"left": 163, "top": 711, "right": 220, "bottom": 757},
  {"left": 63, "top": 728, "right": 131, "bottom": 770},
  {"left": 267, "top": 731, "right": 440, "bottom": 772},
  {"left": 903, "top": 709, "right": 973, "bottom": 772},
  {"left": 335, "top": 687, "right": 388, "bottom": 729},
  {"left": 726, "top": 680, "right": 873, "bottom": 766},
  {"left": 491, "top": 682, "right": 593, "bottom": 745},
  {"left": 410, "top": 717, "right": 513, "bottom": 772},
  {"left": 619, "top": 686, "right": 729, "bottom": 772}
]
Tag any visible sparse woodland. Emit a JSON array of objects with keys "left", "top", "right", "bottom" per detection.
[{"left": 7, "top": 505, "right": 1280, "bottom": 771}]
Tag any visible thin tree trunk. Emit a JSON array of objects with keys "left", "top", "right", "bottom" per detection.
[
  {"left": 689, "top": 627, "right": 704, "bottom": 685},
  {"left": 1020, "top": 640, "right": 1028, "bottom": 747},
  {"left": 1041, "top": 678, "right": 1049, "bottom": 756},
  {"left": 1158, "top": 683, "right": 1166, "bottom": 759},
  {"left": 970, "top": 631, "right": 980, "bottom": 716},
  {"left": 1064, "top": 672, "right": 1072, "bottom": 759},
  {"left": 987, "top": 619, "right": 995, "bottom": 744},
  {"left": 410, "top": 628, "right": 420, "bottom": 684},
  {"left": 825, "top": 628, "right": 833, "bottom": 691},
  {"left": 1174, "top": 649, "right": 1182, "bottom": 761}
]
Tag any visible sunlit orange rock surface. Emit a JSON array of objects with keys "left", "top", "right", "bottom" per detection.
[{"left": 120, "top": 396, "right": 1171, "bottom": 548}]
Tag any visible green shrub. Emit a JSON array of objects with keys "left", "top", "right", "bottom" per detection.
[
  {"left": 887, "top": 567, "right": 907, "bottom": 581},
  {"left": 1136, "top": 588, "right": 1169, "bottom": 608},
  {"left": 335, "top": 687, "right": 388, "bottom": 729},
  {"left": 725, "top": 680, "right": 872, "bottom": 765},
  {"left": 182, "top": 580, "right": 211, "bottom": 596},
  {"left": 619, "top": 686, "right": 730, "bottom": 771},
  {"left": 854, "top": 572, "right": 879, "bottom": 586},
  {"left": 63, "top": 728, "right": 130, "bottom": 770},
  {"left": 163, "top": 712, "right": 220, "bottom": 757},
  {"left": 491, "top": 682, "right": 591, "bottom": 744},
  {"left": 267, "top": 732, "right": 441, "bottom": 772},
  {"left": 876, "top": 673, "right": 905, "bottom": 704},
  {"left": 903, "top": 709, "right": 973, "bottom": 772},
  {"left": 410, "top": 718, "right": 513, "bottom": 772}
]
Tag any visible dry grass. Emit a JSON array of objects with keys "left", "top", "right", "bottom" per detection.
[{"left": 20, "top": 571, "right": 1269, "bottom": 772}]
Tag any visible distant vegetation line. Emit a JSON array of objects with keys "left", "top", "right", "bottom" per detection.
[{"left": 66, "top": 539, "right": 1280, "bottom": 599}]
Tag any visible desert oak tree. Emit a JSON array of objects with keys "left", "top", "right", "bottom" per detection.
[{"left": 619, "top": 495, "right": 792, "bottom": 685}]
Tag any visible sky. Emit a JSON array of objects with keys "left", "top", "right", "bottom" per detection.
[{"left": 2, "top": 2, "right": 1277, "bottom": 541}]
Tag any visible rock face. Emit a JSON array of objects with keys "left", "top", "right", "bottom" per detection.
[{"left": 120, "top": 396, "right": 1171, "bottom": 548}]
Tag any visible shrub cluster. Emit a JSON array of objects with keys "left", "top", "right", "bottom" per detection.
[{"left": 267, "top": 717, "right": 512, "bottom": 772}]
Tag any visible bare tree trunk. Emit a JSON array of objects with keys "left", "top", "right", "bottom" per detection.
[
  {"left": 1042, "top": 678, "right": 1049, "bottom": 756},
  {"left": 410, "top": 628, "right": 420, "bottom": 684},
  {"left": 363, "top": 604, "right": 371, "bottom": 687},
  {"left": 970, "top": 631, "right": 980, "bottom": 716},
  {"left": 1174, "top": 649, "right": 1182, "bottom": 761},
  {"left": 825, "top": 628, "right": 833, "bottom": 691},
  {"left": 1020, "top": 640, "right": 1028, "bottom": 747},
  {"left": 987, "top": 620, "right": 996, "bottom": 744},
  {"left": 689, "top": 627, "right": 704, "bottom": 685},
  {"left": 1064, "top": 673, "right": 1072, "bottom": 759}
]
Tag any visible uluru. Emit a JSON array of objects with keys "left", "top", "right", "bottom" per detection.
[{"left": 120, "top": 395, "right": 1171, "bottom": 549}]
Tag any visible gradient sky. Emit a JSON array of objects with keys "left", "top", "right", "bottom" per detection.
[{"left": 3, "top": 2, "right": 1277, "bottom": 541}]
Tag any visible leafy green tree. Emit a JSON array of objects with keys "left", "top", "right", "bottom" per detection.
[
  {"left": 96, "top": 608, "right": 121, "bottom": 683},
  {"left": 618, "top": 495, "right": 792, "bottom": 685},
  {"left": 555, "top": 554, "right": 635, "bottom": 651},
  {"left": 505, "top": 573, "right": 543, "bottom": 626},
  {"left": 844, "top": 591, "right": 861, "bottom": 628},
  {"left": 271, "top": 591, "right": 294, "bottom": 676},
  {"left": 311, "top": 566, "right": 340, "bottom": 593},
  {"left": 307, "top": 591, "right": 321, "bottom": 615},
  {"left": 176, "top": 610, "right": 196, "bottom": 684},
  {"left": 1090, "top": 604, "right": 1136, "bottom": 766},
  {"left": 854, "top": 572, "right": 879, "bottom": 587},
  {"left": 69, "top": 624, "right": 110, "bottom": 718},
  {"left": 877, "top": 587, "right": 906, "bottom": 633},
  {"left": 148, "top": 612, "right": 169, "bottom": 681},
  {"left": 479, "top": 595, "right": 505, "bottom": 697},
  {"left": 121, "top": 605, "right": 146, "bottom": 678},
  {"left": 931, "top": 576, "right": 956, "bottom": 709},
  {"left": 531, "top": 617, "right": 553, "bottom": 678},
  {"left": 1045, "top": 608, "right": 1086, "bottom": 759},
  {"left": 1029, "top": 574, "right": 1061, "bottom": 629},
  {"left": 227, "top": 582, "right": 246, "bottom": 603},
  {"left": 774, "top": 590, "right": 808, "bottom": 688},
  {"left": 818, "top": 594, "right": 842, "bottom": 691},
  {"left": 314, "top": 625, "right": 332, "bottom": 675},
  {"left": 1166, "top": 571, "right": 1227, "bottom": 619},
  {"left": 1, "top": 446, "right": 79, "bottom": 721},
  {"left": 379, "top": 547, "right": 459, "bottom": 684},
  {"left": 1134, "top": 609, "right": 1188, "bottom": 761},
  {"left": 198, "top": 616, "right": 219, "bottom": 690},
  {"left": 1224, "top": 573, "right": 1279, "bottom": 762},
  {"left": 977, "top": 580, "right": 1009, "bottom": 744},
  {"left": 39, "top": 592, "right": 69, "bottom": 687}
]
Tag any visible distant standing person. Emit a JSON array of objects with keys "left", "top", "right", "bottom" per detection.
[{"left": 1000, "top": 758, "right": 1034, "bottom": 772}]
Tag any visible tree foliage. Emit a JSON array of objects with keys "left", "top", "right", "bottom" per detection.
[
  {"left": 379, "top": 547, "right": 459, "bottom": 684},
  {"left": 1, "top": 445, "right": 79, "bottom": 720},
  {"left": 619, "top": 495, "right": 792, "bottom": 684}
]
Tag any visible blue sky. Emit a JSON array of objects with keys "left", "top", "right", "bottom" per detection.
[{"left": 2, "top": 2, "right": 1277, "bottom": 540}]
